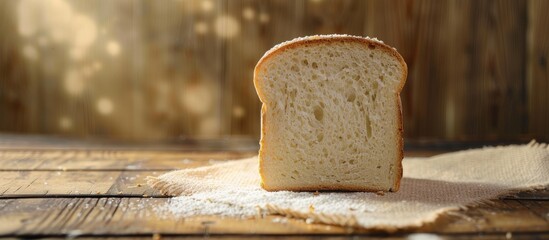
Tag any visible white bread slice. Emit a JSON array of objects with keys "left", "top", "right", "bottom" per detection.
[{"left": 254, "top": 35, "right": 407, "bottom": 192}]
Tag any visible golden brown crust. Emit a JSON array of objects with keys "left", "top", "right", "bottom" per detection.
[
  {"left": 254, "top": 35, "right": 407, "bottom": 192},
  {"left": 258, "top": 104, "right": 267, "bottom": 189},
  {"left": 262, "top": 184, "right": 393, "bottom": 192},
  {"left": 391, "top": 94, "right": 404, "bottom": 192}
]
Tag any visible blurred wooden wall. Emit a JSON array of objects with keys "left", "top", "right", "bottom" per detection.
[{"left": 0, "top": 0, "right": 548, "bottom": 141}]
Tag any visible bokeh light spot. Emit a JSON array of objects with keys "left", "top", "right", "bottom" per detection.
[
  {"left": 59, "top": 116, "right": 73, "bottom": 130},
  {"left": 71, "top": 15, "right": 97, "bottom": 49},
  {"left": 259, "top": 13, "right": 270, "bottom": 24},
  {"left": 233, "top": 106, "right": 245, "bottom": 119},
  {"left": 214, "top": 15, "right": 240, "bottom": 39},
  {"left": 194, "top": 21, "right": 209, "bottom": 35},
  {"left": 201, "top": 0, "right": 214, "bottom": 12},
  {"left": 106, "top": 40, "right": 121, "bottom": 56},
  {"left": 242, "top": 7, "right": 255, "bottom": 20},
  {"left": 181, "top": 82, "right": 213, "bottom": 116},
  {"left": 97, "top": 97, "right": 114, "bottom": 115}
]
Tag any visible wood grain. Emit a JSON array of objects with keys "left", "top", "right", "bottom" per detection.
[
  {"left": 527, "top": 0, "right": 549, "bottom": 141},
  {"left": 0, "top": 198, "right": 547, "bottom": 236},
  {"left": 0, "top": 149, "right": 254, "bottom": 170},
  {"left": 0, "top": 171, "right": 164, "bottom": 198}
]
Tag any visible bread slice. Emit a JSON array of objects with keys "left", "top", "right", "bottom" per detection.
[{"left": 254, "top": 35, "right": 407, "bottom": 192}]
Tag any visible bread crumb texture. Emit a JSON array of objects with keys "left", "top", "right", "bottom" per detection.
[{"left": 254, "top": 35, "right": 406, "bottom": 192}]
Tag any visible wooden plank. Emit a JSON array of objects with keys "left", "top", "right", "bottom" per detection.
[
  {"left": 0, "top": 134, "right": 259, "bottom": 152},
  {"left": 468, "top": 0, "right": 527, "bottom": 139},
  {"left": 527, "top": 0, "right": 549, "bottom": 141},
  {"left": 0, "top": 149, "right": 255, "bottom": 170},
  {"left": 106, "top": 171, "right": 164, "bottom": 196},
  {"left": 0, "top": 198, "right": 349, "bottom": 236},
  {"left": 0, "top": 171, "right": 163, "bottom": 197},
  {"left": 518, "top": 200, "right": 549, "bottom": 222},
  {"left": 0, "top": 198, "right": 547, "bottom": 236},
  {"left": 411, "top": 199, "right": 549, "bottom": 234}
]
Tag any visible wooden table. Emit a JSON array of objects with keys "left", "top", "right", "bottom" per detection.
[{"left": 0, "top": 135, "right": 548, "bottom": 239}]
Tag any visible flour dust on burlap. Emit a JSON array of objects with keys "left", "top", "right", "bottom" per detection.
[{"left": 147, "top": 141, "right": 549, "bottom": 230}]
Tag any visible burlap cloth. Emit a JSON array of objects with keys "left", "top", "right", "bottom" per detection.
[{"left": 148, "top": 141, "right": 549, "bottom": 230}]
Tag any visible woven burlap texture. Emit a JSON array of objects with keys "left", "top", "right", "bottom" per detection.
[{"left": 148, "top": 141, "right": 549, "bottom": 230}]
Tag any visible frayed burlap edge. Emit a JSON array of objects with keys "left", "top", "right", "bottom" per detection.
[{"left": 146, "top": 175, "right": 183, "bottom": 196}]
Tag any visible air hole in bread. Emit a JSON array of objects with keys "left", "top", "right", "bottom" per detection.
[
  {"left": 289, "top": 89, "right": 297, "bottom": 99},
  {"left": 312, "top": 62, "right": 318, "bottom": 69},
  {"left": 365, "top": 115, "right": 372, "bottom": 138},
  {"left": 313, "top": 106, "right": 324, "bottom": 121},
  {"left": 291, "top": 65, "right": 298, "bottom": 72},
  {"left": 346, "top": 92, "right": 356, "bottom": 102},
  {"left": 302, "top": 59, "right": 309, "bottom": 66},
  {"left": 317, "top": 133, "right": 324, "bottom": 142}
]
